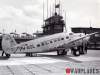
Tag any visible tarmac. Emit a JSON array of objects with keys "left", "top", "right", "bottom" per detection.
[{"left": 0, "top": 50, "right": 100, "bottom": 75}]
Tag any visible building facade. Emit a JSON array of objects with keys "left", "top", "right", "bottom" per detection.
[
  {"left": 42, "top": 12, "right": 65, "bottom": 35},
  {"left": 72, "top": 27, "right": 100, "bottom": 49}
]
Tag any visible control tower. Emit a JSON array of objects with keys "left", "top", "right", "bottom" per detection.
[{"left": 42, "top": 3, "right": 65, "bottom": 35}]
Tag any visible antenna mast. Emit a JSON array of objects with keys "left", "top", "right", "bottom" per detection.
[
  {"left": 43, "top": 0, "right": 45, "bottom": 26},
  {"left": 89, "top": 20, "right": 92, "bottom": 28},
  {"left": 55, "top": 0, "right": 56, "bottom": 13},
  {"left": 47, "top": 0, "right": 48, "bottom": 18},
  {"left": 59, "top": 0, "right": 60, "bottom": 15}
]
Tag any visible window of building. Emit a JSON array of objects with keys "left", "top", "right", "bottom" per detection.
[{"left": 54, "top": 25, "right": 62, "bottom": 29}]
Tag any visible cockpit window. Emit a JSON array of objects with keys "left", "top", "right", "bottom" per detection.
[
  {"left": 66, "top": 36, "right": 69, "bottom": 39},
  {"left": 37, "top": 44, "right": 40, "bottom": 47}
]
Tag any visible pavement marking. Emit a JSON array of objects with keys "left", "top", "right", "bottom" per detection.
[
  {"left": 0, "top": 62, "right": 100, "bottom": 75},
  {"left": 0, "top": 66, "right": 13, "bottom": 75},
  {"left": 7, "top": 65, "right": 34, "bottom": 75}
]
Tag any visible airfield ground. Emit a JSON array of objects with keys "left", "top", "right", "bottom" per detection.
[{"left": 0, "top": 50, "right": 100, "bottom": 75}]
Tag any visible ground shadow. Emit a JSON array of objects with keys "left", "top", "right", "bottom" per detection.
[
  {"left": 38, "top": 54, "right": 82, "bottom": 63},
  {"left": 0, "top": 56, "right": 9, "bottom": 60}
]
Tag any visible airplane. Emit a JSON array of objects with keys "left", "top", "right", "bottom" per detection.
[{"left": 1, "top": 32, "right": 98, "bottom": 58}]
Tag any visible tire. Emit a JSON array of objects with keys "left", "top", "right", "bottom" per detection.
[
  {"left": 73, "top": 50, "right": 80, "bottom": 56},
  {"left": 71, "top": 47, "right": 80, "bottom": 56},
  {"left": 26, "top": 53, "right": 29, "bottom": 56},
  {"left": 57, "top": 50, "right": 62, "bottom": 55},
  {"left": 5, "top": 54, "right": 10, "bottom": 58},
  {"left": 30, "top": 53, "right": 33, "bottom": 57},
  {"left": 26, "top": 53, "right": 33, "bottom": 57},
  {"left": 57, "top": 50, "right": 67, "bottom": 55}
]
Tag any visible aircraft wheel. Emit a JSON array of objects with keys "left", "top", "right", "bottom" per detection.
[
  {"left": 32, "top": 53, "right": 37, "bottom": 57},
  {"left": 26, "top": 53, "right": 32, "bottom": 56},
  {"left": 57, "top": 50, "right": 61, "bottom": 55},
  {"left": 62, "top": 50, "right": 67, "bottom": 55},
  {"left": 57, "top": 50, "right": 67, "bottom": 55},
  {"left": 26, "top": 53, "right": 30, "bottom": 56},
  {"left": 26, "top": 53, "right": 37, "bottom": 57},
  {"left": 73, "top": 50, "right": 80, "bottom": 56},
  {"left": 5, "top": 54, "right": 10, "bottom": 58},
  {"left": 29, "top": 53, "right": 33, "bottom": 57},
  {"left": 71, "top": 47, "right": 80, "bottom": 56}
]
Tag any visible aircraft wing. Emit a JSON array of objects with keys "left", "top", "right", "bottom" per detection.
[
  {"left": 62, "top": 32, "right": 98, "bottom": 48},
  {"left": 71, "top": 32, "right": 98, "bottom": 42}
]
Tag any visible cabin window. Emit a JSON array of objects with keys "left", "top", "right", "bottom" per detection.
[
  {"left": 58, "top": 38, "right": 60, "bottom": 41},
  {"left": 37, "top": 44, "right": 40, "bottom": 47},
  {"left": 45, "top": 42, "right": 49, "bottom": 45},
  {"left": 41, "top": 42, "right": 44, "bottom": 46},
  {"left": 54, "top": 39, "right": 57, "bottom": 42},
  {"left": 50, "top": 41, "right": 53, "bottom": 43},
  {"left": 61, "top": 38, "right": 64, "bottom": 40},
  {"left": 66, "top": 36, "right": 69, "bottom": 39}
]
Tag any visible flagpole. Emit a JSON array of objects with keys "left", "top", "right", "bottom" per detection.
[
  {"left": 55, "top": 0, "right": 56, "bottom": 13},
  {"left": 47, "top": 0, "right": 48, "bottom": 18},
  {"left": 43, "top": 0, "right": 44, "bottom": 26},
  {"left": 59, "top": 0, "right": 60, "bottom": 15}
]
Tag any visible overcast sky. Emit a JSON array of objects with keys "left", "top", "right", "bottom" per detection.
[{"left": 0, "top": 0, "right": 99, "bottom": 34}]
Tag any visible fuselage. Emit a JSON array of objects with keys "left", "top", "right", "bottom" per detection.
[{"left": 5, "top": 32, "right": 89, "bottom": 54}]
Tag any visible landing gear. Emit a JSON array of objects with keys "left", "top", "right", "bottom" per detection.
[
  {"left": 1, "top": 51, "right": 5, "bottom": 56},
  {"left": 26, "top": 53, "right": 37, "bottom": 57},
  {"left": 57, "top": 49, "right": 67, "bottom": 55},
  {"left": 5, "top": 53, "right": 11, "bottom": 58},
  {"left": 1, "top": 51, "right": 10, "bottom": 58},
  {"left": 26, "top": 53, "right": 32, "bottom": 57},
  {"left": 71, "top": 47, "right": 80, "bottom": 56},
  {"left": 80, "top": 44, "right": 87, "bottom": 54},
  {"left": 71, "top": 44, "right": 88, "bottom": 56},
  {"left": 26, "top": 53, "right": 30, "bottom": 56}
]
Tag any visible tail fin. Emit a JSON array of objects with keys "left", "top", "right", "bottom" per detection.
[{"left": 2, "top": 34, "right": 17, "bottom": 53}]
